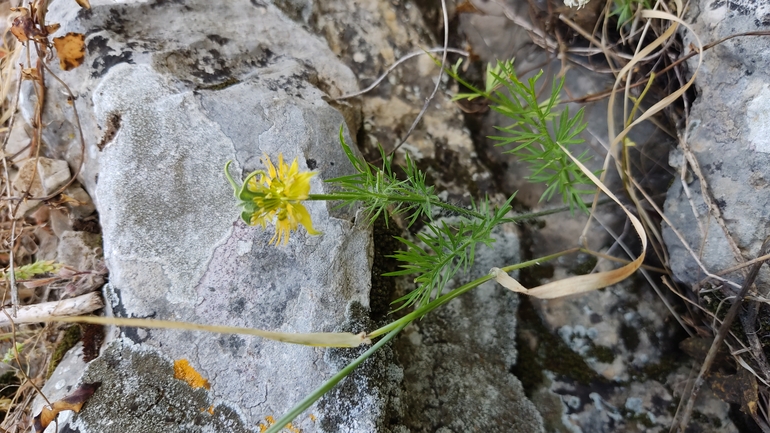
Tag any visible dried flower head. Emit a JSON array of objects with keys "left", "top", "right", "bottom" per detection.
[
  {"left": 563, "top": 0, "right": 590, "bottom": 9},
  {"left": 225, "top": 155, "right": 321, "bottom": 245}
]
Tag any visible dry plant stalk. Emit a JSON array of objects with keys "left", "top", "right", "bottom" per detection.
[
  {"left": 492, "top": 141, "right": 647, "bottom": 298},
  {"left": 0, "top": 292, "right": 102, "bottom": 327},
  {"left": 47, "top": 314, "right": 371, "bottom": 347},
  {"left": 675, "top": 237, "right": 770, "bottom": 431}
]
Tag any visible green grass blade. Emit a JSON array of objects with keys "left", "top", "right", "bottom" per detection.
[{"left": 265, "top": 324, "right": 407, "bottom": 433}]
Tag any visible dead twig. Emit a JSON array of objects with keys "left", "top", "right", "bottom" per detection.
[
  {"left": 334, "top": 47, "right": 469, "bottom": 101},
  {"left": 389, "top": 0, "right": 450, "bottom": 156},
  {"left": 0, "top": 292, "right": 103, "bottom": 327},
  {"left": 675, "top": 236, "right": 770, "bottom": 432}
]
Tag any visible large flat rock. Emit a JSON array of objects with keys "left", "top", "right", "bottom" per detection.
[
  {"left": 31, "top": 1, "right": 379, "bottom": 431},
  {"left": 663, "top": 0, "right": 770, "bottom": 288}
]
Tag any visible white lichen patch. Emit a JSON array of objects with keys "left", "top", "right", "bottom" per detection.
[{"left": 747, "top": 85, "right": 770, "bottom": 153}]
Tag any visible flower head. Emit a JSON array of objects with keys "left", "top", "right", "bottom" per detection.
[
  {"left": 563, "top": 0, "right": 590, "bottom": 9},
  {"left": 225, "top": 155, "right": 321, "bottom": 245}
]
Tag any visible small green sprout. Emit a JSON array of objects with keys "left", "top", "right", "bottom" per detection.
[
  {"left": 2, "top": 342, "right": 23, "bottom": 364},
  {"left": 1, "top": 260, "right": 61, "bottom": 280}
]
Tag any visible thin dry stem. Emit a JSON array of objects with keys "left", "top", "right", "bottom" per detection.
[{"left": 0, "top": 292, "right": 103, "bottom": 327}]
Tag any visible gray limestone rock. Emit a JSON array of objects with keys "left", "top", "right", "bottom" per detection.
[
  {"left": 56, "top": 231, "right": 102, "bottom": 271},
  {"left": 311, "top": 0, "right": 494, "bottom": 200},
  {"left": 663, "top": 0, "right": 770, "bottom": 288},
  {"left": 26, "top": 1, "right": 546, "bottom": 432},
  {"left": 29, "top": 0, "right": 379, "bottom": 432},
  {"left": 392, "top": 225, "right": 545, "bottom": 433}
]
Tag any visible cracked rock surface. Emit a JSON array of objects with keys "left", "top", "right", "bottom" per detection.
[
  {"left": 663, "top": 0, "right": 770, "bottom": 288},
  {"left": 32, "top": 0, "right": 378, "bottom": 431},
  {"left": 30, "top": 0, "right": 544, "bottom": 432}
]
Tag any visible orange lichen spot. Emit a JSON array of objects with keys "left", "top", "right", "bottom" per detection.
[
  {"left": 52, "top": 33, "right": 86, "bottom": 71},
  {"left": 256, "top": 415, "right": 300, "bottom": 432},
  {"left": 309, "top": 414, "right": 316, "bottom": 422},
  {"left": 208, "top": 405, "right": 215, "bottom": 415},
  {"left": 173, "top": 359, "right": 210, "bottom": 390},
  {"left": 258, "top": 415, "right": 274, "bottom": 432}
]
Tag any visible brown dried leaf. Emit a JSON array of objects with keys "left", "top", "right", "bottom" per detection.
[
  {"left": 75, "top": 0, "right": 91, "bottom": 9},
  {"left": 53, "top": 32, "right": 86, "bottom": 71},
  {"left": 10, "top": 10, "right": 44, "bottom": 43},
  {"left": 739, "top": 368, "right": 759, "bottom": 415},
  {"left": 455, "top": 1, "right": 479, "bottom": 14},
  {"left": 21, "top": 67, "right": 40, "bottom": 81},
  {"left": 45, "top": 23, "right": 61, "bottom": 34},
  {"left": 34, "top": 0, "right": 49, "bottom": 30},
  {"left": 33, "top": 382, "right": 100, "bottom": 432}
]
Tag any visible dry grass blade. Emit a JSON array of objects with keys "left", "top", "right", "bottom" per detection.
[
  {"left": 334, "top": 47, "right": 469, "bottom": 101},
  {"left": 492, "top": 142, "right": 646, "bottom": 299},
  {"left": 46, "top": 315, "right": 371, "bottom": 348},
  {"left": 608, "top": 9, "right": 702, "bottom": 149}
]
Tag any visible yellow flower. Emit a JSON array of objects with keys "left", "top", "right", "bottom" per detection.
[{"left": 225, "top": 155, "right": 321, "bottom": 245}]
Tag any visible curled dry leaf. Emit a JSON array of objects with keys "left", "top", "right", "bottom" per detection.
[
  {"left": 21, "top": 67, "right": 40, "bottom": 81},
  {"left": 52, "top": 315, "right": 372, "bottom": 347},
  {"left": 53, "top": 33, "right": 86, "bottom": 71},
  {"left": 33, "top": 382, "right": 100, "bottom": 432},
  {"left": 45, "top": 23, "right": 61, "bottom": 34},
  {"left": 10, "top": 8, "right": 46, "bottom": 43},
  {"left": 491, "top": 142, "right": 647, "bottom": 299},
  {"left": 75, "top": 0, "right": 91, "bottom": 9},
  {"left": 34, "top": 0, "right": 49, "bottom": 30}
]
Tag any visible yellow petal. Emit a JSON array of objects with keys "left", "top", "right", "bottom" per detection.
[
  {"left": 277, "top": 154, "right": 289, "bottom": 179},
  {"left": 271, "top": 217, "right": 292, "bottom": 245},
  {"left": 291, "top": 203, "right": 321, "bottom": 236},
  {"left": 285, "top": 171, "right": 314, "bottom": 199},
  {"left": 287, "top": 157, "right": 300, "bottom": 179},
  {"left": 263, "top": 154, "right": 277, "bottom": 180}
]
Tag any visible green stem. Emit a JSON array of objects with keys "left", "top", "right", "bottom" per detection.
[
  {"left": 367, "top": 247, "right": 579, "bottom": 339},
  {"left": 264, "top": 323, "right": 406, "bottom": 433},
  {"left": 500, "top": 197, "right": 612, "bottom": 223},
  {"left": 309, "top": 193, "right": 611, "bottom": 224},
  {"left": 308, "top": 193, "right": 487, "bottom": 219}
]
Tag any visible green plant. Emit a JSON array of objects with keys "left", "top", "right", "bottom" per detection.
[
  {"left": 449, "top": 59, "right": 597, "bottom": 213},
  {"left": 2, "top": 343, "right": 23, "bottom": 365},
  {"left": 611, "top": 0, "right": 652, "bottom": 29},
  {"left": 228, "top": 58, "right": 622, "bottom": 433},
  {"left": 228, "top": 133, "right": 517, "bottom": 314},
  {"left": 1, "top": 260, "right": 61, "bottom": 281},
  {"left": 327, "top": 132, "right": 516, "bottom": 310}
]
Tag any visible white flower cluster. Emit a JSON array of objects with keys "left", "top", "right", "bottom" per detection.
[{"left": 563, "top": 0, "right": 590, "bottom": 9}]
